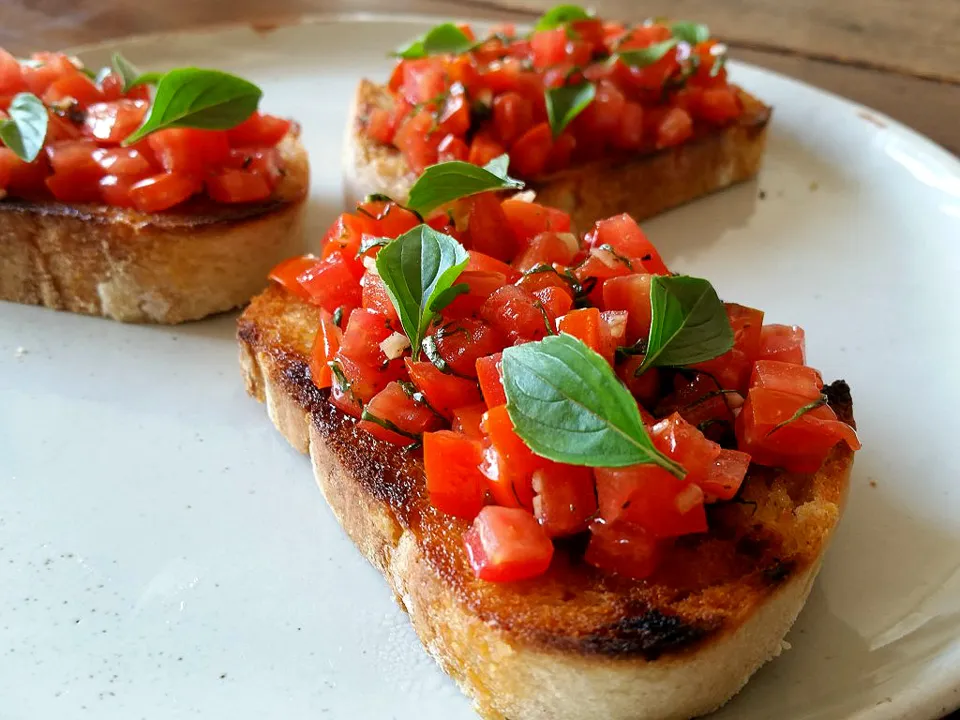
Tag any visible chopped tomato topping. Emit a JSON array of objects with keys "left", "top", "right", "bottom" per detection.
[
  {"left": 424, "top": 431, "right": 486, "bottom": 518},
  {"left": 532, "top": 465, "right": 597, "bottom": 537},
  {"left": 758, "top": 324, "right": 806, "bottom": 365},
  {"left": 309, "top": 310, "right": 343, "bottom": 389},
  {"left": 464, "top": 506, "right": 554, "bottom": 582},
  {"left": 475, "top": 353, "right": 507, "bottom": 409},
  {"left": 405, "top": 359, "right": 482, "bottom": 419}
]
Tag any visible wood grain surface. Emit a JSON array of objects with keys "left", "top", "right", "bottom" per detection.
[{"left": 2, "top": 0, "right": 958, "bottom": 717}]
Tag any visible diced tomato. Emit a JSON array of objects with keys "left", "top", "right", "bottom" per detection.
[
  {"left": 453, "top": 403, "right": 487, "bottom": 440},
  {"left": 695, "top": 87, "right": 741, "bottom": 124},
  {"left": 43, "top": 72, "right": 103, "bottom": 107},
  {"left": 436, "top": 92, "right": 471, "bottom": 137},
  {"left": 93, "top": 147, "right": 154, "bottom": 177},
  {"left": 466, "top": 250, "right": 520, "bottom": 281},
  {"left": 480, "top": 405, "right": 551, "bottom": 509},
  {"left": 44, "top": 140, "right": 105, "bottom": 202},
  {"left": 358, "top": 199, "right": 421, "bottom": 238},
  {"left": 0, "top": 49, "right": 25, "bottom": 95},
  {"left": 481, "top": 285, "right": 551, "bottom": 345},
  {"left": 585, "top": 213, "right": 669, "bottom": 275},
  {"left": 750, "top": 360, "right": 822, "bottom": 400},
  {"left": 437, "top": 133, "right": 469, "bottom": 162},
  {"left": 394, "top": 110, "right": 439, "bottom": 174},
  {"left": 602, "top": 273, "right": 652, "bottom": 344},
  {"left": 321, "top": 211, "right": 376, "bottom": 270},
  {"left": 557, "top": 307, "right": 602, "bottom": 354},
  {"left": 432, "top": 318, "right": 506, "bottom": 377},
  {"left": 501, "top": 198, "right": 572, "bottom": 248},
  {"left": 405, "top": 359, "right": 482, "bottom": 419},
  {"left": 424, "top": 431, "right": 486, "bottom": 518},
  {"left": 736, "top": 387, "right": 860, "bottom": 473},
  {"left": 595, "top": 463, "right": 707, "bottom": 538},
  {"left": 365, "top": 106, "right": 396, "bottom": 144},
  {"left": 2, "top": 150, "right": 49, "bottom": 199},
  {"left": 97, "top": 174, "right": 138, "bottom": 207},
  {"left": 510, "top": 122, "right": 552, "bottom": 177},
  {"left": 758, "top": 324, "right": 806, "bottom": 365},
  {"left": 361, "top": 270, "right": 401, "bottom": 327},
  {"left": 598, "top": 310, "right": 627, "bottom": 364},
  {"left": 585, "top": 521, "right": 663, "bottom": 580},
  {"left": 268, "top": 254, "right": 318, "bottom": 301},
  {"left": 655, "top": 106, "right": 694, "bottom": 148},
  {"left": 649, "top": 413, "right": 721, "bottom": 486},
  {"left": 20, "top": 52, "right": 75, "bottom": 95},
  {"left": 148, "top": 128, "right": 230, "bottom": 174},
  {"left": 691, "top": 303, "right": 765, "bottom": 392},
  {"left": 476, "top": 353, "right": 506, "bottom": 409},
  {"left": 574, "top": 249, "right": 632, "bottom": 300},
  {"left": 465, "top": 192, "right": 517, "bottom": 262},
  {"left": 83, "top": 100, "right": 150, "bottom": 144},
  {"left": 206, "top": 169, "right": 272, "bottom": 203},
  {"left": 617, "top": 355, "right": 660, "bottom": 408},
  {"left": 532, "top": 285, "right": 573, "bottom": 321},
  {"left": 464, "top": 506, "right": 554, "bottom": 582},
  {"left": 655, "top": 371, "right": 739, "bottom": 434},
  {"left": 532, "top": 466, "right": 597, "bottom": 537},
  {"left": 338, "top": 308, "right": 394, "bottom": 369},
  {"left": 701, "top": 449, "right": 750, "bottom": 502},
  {"left": 358, "top": 381, "right": 443, "bottom": 445},
  {"left": 530, "top": 28, "right": 568, "bottom": 69},
  {"left": 512, "top": 231, "right": 578, "bottom": 273},
  {"left": 442, "top": 271, "right": 506, "bottom": 319},
  {"left": 128, "top": 172, "right": 202, "bottom": 213},
  {"left": 613, "top": 101, "right": 644, "bottom": 150},
  {"left": 400, "top": 57, "right": 446, "bottom": 105},
  {"left": 545, "top": 131, "right": 576, "bottom": 172},
  {"left": 309, "top": 310, "right": 343, "bottom": 389},
  {"left": 492, "top": 91, "right": 534, "bottom": 146},
  {"left": 226, "top": 111, "right": 292, "bottom": 146},
  {"left": 467, "top": 131, "right": 507, "bottom": 167},
  {"left": 297, "top": 251, "right": 363, "bottom": 313}
]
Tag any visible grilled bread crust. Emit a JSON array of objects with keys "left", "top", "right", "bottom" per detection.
[
  {"left": 0, "top": 133, "right": 308, "bottom": 324},
  {"left": 237, "top": 284, "right": 854, "bottom": 720},
  {"left": 343, "top": 80, "right": 770, "bottom": 232}
]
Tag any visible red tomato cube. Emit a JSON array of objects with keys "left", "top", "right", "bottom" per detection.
[
  {"left": 424, "top": 431, "right": 487, "bottom": 519},
  {"left": 464, "top": 506, "right": 554, "bottom": 582},
  {"left": 758, "top": 324, "right": 806, "bottom": 365},
  {"left": 405, "top": 359, "right": 482, "bottom": 419},
  {"left": 532, "top": 465, "right": 597, "bottom": 537},
  {"left": 585, "top": 521, "right": 663, "bottom": 580}
]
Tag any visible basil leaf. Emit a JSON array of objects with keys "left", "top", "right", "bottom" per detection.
[
  {"left": 534, "top": 4, "right": 592, "bottom": 31},
  {"left": 123, "top": 68, "right": 262, "bottom": 145},
  {"left": 640, "top": 276, "right": 734, "bottom": 372},
  {"left": 375, "top": 225, "right": 470, "bottom": 360},
  {"left": 356, "top": 236, "right": 390, "bottom": 257},
  {"left": 617, "top": 39, "right": 678, "bottom": 68},
  {"left": 395, "top": 23, "right": 474, "bottom": 59},
  {"left": 405, "top": 154, "right": 524, "bottom": 216},
  {"left": 502, "top": 334, "right": 685, "bottom": 475},
  {"left": 112, "top": 52, "right": 147, "bottom": 93},
  {"left": 671, "top": 21, "right": 711, "bottom": 45},
  {"left": 0, "top": 93, "right": 48, "bottom": 162},
  {"left": 709, "top": 50, "right": 728, "bottom": 78},
  {"left": 545, "top": 81, "right": 595, "bottom": 138}
]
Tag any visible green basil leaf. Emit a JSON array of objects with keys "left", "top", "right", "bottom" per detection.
[
  {"left": 545, "top": 81, "right": 595, "bottom": 138},
  {"left": 112, "top": 52, "right": 146, "bottom": 93},
  {"left": 429, "top": 283, "right": 470, "bottom": 312},
  {"left": 534, "top": 4, "right": 592, "bottom": 31},
  {"left": 640, "top": 275, "right": 734, "bottom": 372},
  {"left": 671, "top": 21, "right": 711, "bottom": 45},
  {"left": 617, "top": 38, "right": 678, "bottom": 68},
  {"left": 709, "top": 50, "right": 728, "bottom": 78},
  {"left": 375, "top": 225, "right": 470, "bottom": 360},
  {"left": 356, "top": 236, "right": 391, "bottom": 257},
  {"left": 122, "top": 68, "right": 262, "bottom": 145},
  {"left": 405, "top": 154, "right": 524, "bottom": 216},
  {"left": 502, "top": 334, "right": 685, "bottom": 475},
  {"left": 395, "top": 23, "right": 474, "bottom": 59},
  {"left": 0, "top": 93, "right": 48, "bottom": 162}
]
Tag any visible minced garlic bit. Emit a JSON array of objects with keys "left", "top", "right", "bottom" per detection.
[
  {"left": 511, "top": 190, "right": 537, "bottom": 203},
  {"left": 379, "top": 332, "right": 410, "bottom": 360},
  {"left": 362, "top": 256, "right": 379, "bottom": 275}
]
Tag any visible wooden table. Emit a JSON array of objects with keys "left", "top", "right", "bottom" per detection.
[
  {"left": 3, "top": 1, "right": 959, "bottom": 718},
  {"left": 2, "top": 0, "right": 958, "bottom": 156}
]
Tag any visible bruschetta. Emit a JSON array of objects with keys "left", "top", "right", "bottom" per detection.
[
  {"left": 238, "top": 161, "right": 859, "bottom": 720},
  {"left": 344, "top": 9, "right": 769, "bottom": 230},
  {"left": 0, "top": 50, "right": 308, "bottom": 323}
]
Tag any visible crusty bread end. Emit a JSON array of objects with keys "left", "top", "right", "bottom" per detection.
[
  {"left": 0, "top": 133, "right": 308, "bottom": 324},
  {"left": 238, "top": 285, "right": 853, "bottom": 720},
  {"left": 343, "top": 80, "right": 770, "bottom": 232}
]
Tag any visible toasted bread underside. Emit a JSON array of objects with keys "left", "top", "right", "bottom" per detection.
[
  {"left": 344, "top": 80, "right": 770, "bottom": 232},
  {"left": 237, "top": 285, "right": 854, "bottom": 720},
  {"left": 0, "top": 134, "right": 308, "bottom": 324}
]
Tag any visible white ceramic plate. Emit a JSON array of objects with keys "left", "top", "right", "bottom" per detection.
[{"left": 2, "top": 14, "right": 959, "bottom": 720}]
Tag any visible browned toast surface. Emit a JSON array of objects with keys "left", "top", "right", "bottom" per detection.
[
  {"left": 238, "top": 284, "right": 852, "bottom": 660},
  {"left": 345, "top": 80, "right": 771, "bottom": 231},
  {"left": 0, "top": 133, "right": 308, "bottom": 324}
]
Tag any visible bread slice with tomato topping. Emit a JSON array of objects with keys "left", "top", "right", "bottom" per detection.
[
  {"left": 0, "top": 49, "right": 309, "bottom": 323},
  {"left": 343, "top": 16, "right": 770, "bottom": 231},
  {"left": 0, "top": 132, "right": 307, "bottom": 323},
  {"left": 237, "top": 283, "right": 855, "bottom": 720}
]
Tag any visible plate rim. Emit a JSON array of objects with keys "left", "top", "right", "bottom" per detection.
[{"left": 58, "top": 11, "right": 960, "bottom": 720}]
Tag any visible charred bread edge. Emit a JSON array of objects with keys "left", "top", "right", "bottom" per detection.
[
  {"left": 343, "top": 79, "right": 771, "bottom": 232},
  {"left": 237, "top": 295, "right": 853, "bottom": 720},
  {"left": 0, "top": 133, "right": 308, "bottom": 324}
]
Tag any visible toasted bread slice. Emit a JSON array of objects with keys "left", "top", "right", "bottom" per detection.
[
  {"left": 343, "top": 80, "right": 770, "bottom": 231},
  {"left": 0, "top": 133, "right": 308, "bottom": 324},
  {"left": 237, "top": 284, "right": 854, "bottom": 720}
]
